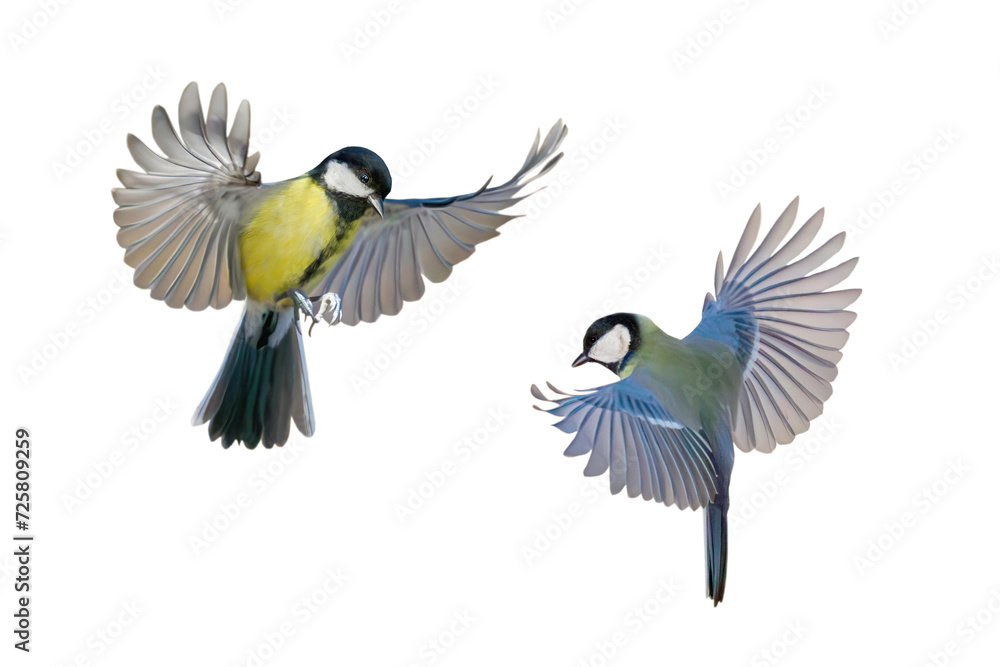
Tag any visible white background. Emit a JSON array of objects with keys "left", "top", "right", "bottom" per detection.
[{"left": 2, "top": 0, "right": 999, "bottom": 665}]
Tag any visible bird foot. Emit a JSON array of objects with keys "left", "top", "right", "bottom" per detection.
[
  {"left": 312, "top": 292, "right": 343, "bottom": 332},
  {"left": 289, "top": 290, "right": 341, "bottom": 336}
]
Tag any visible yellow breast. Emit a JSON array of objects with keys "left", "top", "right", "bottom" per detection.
[{"left": 239, "top": 178, "right": 338, "bottom": 303}]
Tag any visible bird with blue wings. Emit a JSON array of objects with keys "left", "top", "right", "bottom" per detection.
[
  {"left": 533, "top": 198, "right": 859, "bottom": 605},
  {"left": 113, "top": 82, "right": 566, "bottom": 449}
]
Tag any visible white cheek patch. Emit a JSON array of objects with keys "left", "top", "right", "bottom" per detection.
[
  {"left": 589, "top": 324, "right": 631, "bottom": 364},
  {"left": 323, "top": 161, "right": 374, "bottom": 198}
]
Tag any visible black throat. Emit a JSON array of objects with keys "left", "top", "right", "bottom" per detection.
[
  {"left": 329, "top": 191, "right": 371, "bottom": 223},
  {"left": 293, "top": 179, "right": 372, "bottom": 289}
]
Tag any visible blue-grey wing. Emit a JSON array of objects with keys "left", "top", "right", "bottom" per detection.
[
  {"left": 685, "top": 198, "right": 861, "bottom": 452},
  {"left": 310, "top": 121, "right": 566, "bottom": 325},
  {"left": 532, "top": 379, "right": 717, "bottom": 510},
  {"left": 112, "top": 82, "right": 266, "bottom": 311}
]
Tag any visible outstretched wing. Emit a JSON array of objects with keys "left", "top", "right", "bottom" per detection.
[
  {"left": 532, "top": 377, "right": 717, "bottom": 511},
  {"left": 686, "top": 197, "right": 860, "bottom": 453},
  {"left": 310, "top": 121, "right": 567, "bottom": 326},
  {"left": 112, "top": 82, "right": 268, "bottom": 311}
]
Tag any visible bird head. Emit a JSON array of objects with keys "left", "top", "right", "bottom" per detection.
[
  {"left": 573, "top": 313, "right": 641, "bottom": 374},
  {"left": 314, "top": 146, "right": 392, "bottom": 217}
]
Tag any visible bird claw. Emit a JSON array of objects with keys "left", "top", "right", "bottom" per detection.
[
  {"left": 313, "top": 293, "right": 343, "bottom": 329},
  {"left": 309, "top": 293, "right": 342, "bottom": 335},
  {"left": 289, "top": 290, "right": 342, "bottom": 336}
]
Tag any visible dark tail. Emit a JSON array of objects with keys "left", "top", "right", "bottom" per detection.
[
  {"left": 704, "top": 493, "right": 729, "bottom": 606},
  {"left": 193, "top": 306, "right": 314, "bottom": 449}
]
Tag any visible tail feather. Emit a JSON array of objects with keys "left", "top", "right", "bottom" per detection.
[
  {"left": 704, "top": 422, "right": 733, "bottom": 606},
  {"left": 289, "top": 333, "right": 314, "bottom": 436},
  {"left": 705, "top": 499, "right": 729, "bottom": 606},
  {"left": 193, "top": 306, "right": 314, "bottom": 449},
  {"left": 263, "top": 340, "right": 292, "bottom": 447}
]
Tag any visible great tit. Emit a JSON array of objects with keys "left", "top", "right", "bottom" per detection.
[
  {"left": 533, "top": 198, "right": 859, "bottom": 605},
  {"left": 113, "top": 82, "right": 566, "bottom": 449}
]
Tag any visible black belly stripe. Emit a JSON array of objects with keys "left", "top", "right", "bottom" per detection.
[
  {"left": 294, "top": 206, "right": 364, "bottom": 288},
  {"left": 297, "top": 239, "right": 339, "bottom": 287}
]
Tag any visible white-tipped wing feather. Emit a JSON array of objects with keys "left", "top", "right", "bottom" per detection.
[
  {"left": 689, "top": 197, "right": 860, "bottom": 453},
  {"left": 112, "top": 82, "right": 266, "bottom": 311},
  {"left": 310, "top": 121, "right": 567, "bottom": 326},
  {"left": 532, "top": 378, "right": 717, "bottom": 510}
]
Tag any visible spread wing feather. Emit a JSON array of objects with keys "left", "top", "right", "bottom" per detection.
[
  {"left": 311, "top": 121, "right": 567, "bottom": 325},
  {"left": 688, "top": 198, "right": 860, "bottom": 453},
  {"left": 112, "top": 82, "right": 266, "bottom": 311},
  {"left": 532, "top": 379, "right": 717, "bottom": 510}
]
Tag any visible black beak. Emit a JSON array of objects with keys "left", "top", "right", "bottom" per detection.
[
  {"left": 367, "top": 194, "right": 385, "bottom": 218},
  {"left": 572, "top": 351, "right": 590, "bottom": 368}
]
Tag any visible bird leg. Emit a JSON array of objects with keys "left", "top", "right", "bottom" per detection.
[
  {"left": 289, "top": 290, "right": 320, "bottom": 335},
  {"left": 288, "top": 290, "right": 342, "bottom": 336}
]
